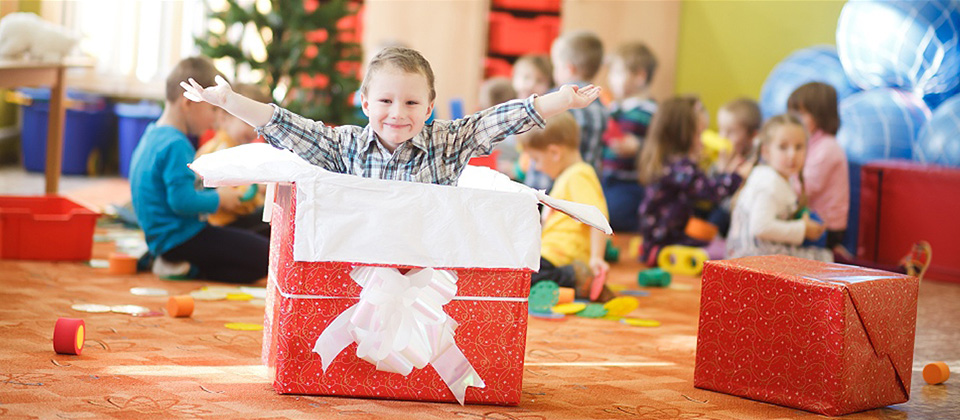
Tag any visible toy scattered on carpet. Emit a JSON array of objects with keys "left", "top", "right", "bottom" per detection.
[
  {"left": 167, "top": 296, "right": 195, "bottom": 318},
  {"left": 638, "top": 268, "right": 671, "bottom": 287},
  {"left": 685, "top": 217, "right": 718, "bottom": 242},
  {"left": 52, "top": 317, "right": 85, "bottom": 355},
  {"left": 0, "top": 12, "right": 79, "bottom": 61},
  {"left": 604, "top": 239, "right": 620, "bottom": 262},
  {"left": 107, "top": 253, "right": 138, "bottom": 275},
  {"left": 923, "top": 362, "right": 950, "bottom": 385},
  {"left": 657, "top": 245, "right": 708, "bottom": 276}
]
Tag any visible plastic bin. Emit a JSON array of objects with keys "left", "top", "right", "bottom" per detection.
[
  {"left": 115, "top": 101, "right": 162, "bottom": 178},
  {"left": 488, "top": 12, "right": 559, "bottom": 56},
  {"left": 492, "top": 0, "right": 560, "bottom": 13},
  {"left": 0, "top": 195, "right": 100, "bottom": 261},
  {"left": 14, "top": 88, "right": 111, "bottom": 175},
  {"left": 484, "top": 57, "right": 513, "bottom": 78}
]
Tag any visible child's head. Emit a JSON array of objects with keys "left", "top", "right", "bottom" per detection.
[
  {"left": 512, "top": 54, "right": 553, "bottom": 99},
  {"left": 165, "top": 56, "right": 224, "bottom": 136},
  {"left": 718, "top": 98, "right": 762, "bottom": 158},
  {"left": 551, "top": 30, "right": 604, "bottom": 85},
  {"left": 219, "top": 83, "right": 272, "bottom": 144},
  {"left": 637, "top": 95, "right": 704, "bottom": 185},
  {"left": 757, "top": 114, "right": 808, "bottom": 179},
  {"left": 787, "top": 82, "right": 840, "bottom": 135},
  {"left": 607, "top": 42, "right": 657, "bottom": 100},
  {"left": 516, "top": 112, "right": 581, "bottom": 179},
  {"left": 359, "top": 47, "right": 436, "bottom": 150},
  {"left": 478, "top": 77, "right": 517, "bottom": 109}
]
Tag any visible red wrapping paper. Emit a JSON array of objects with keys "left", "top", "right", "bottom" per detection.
[
  {"left": 262, "top": 183, "right": 531, "bottom": 405},
  {"left": 694, "top": 256, "right": 919, "bottom": 416}
]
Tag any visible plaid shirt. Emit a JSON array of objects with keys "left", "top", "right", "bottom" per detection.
[{"left": 256, "top": 96, "right": 545, "bottom": 185}]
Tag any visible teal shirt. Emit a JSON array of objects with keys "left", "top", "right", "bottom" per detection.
[{"left": 130, "top": 124, "right": 219, "bottom": 255}]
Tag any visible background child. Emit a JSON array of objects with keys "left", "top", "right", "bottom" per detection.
[
  {"left": 511, "top": 54, "right": 553, "bottom": 101},
  {"left": 637, "top": 96, "right": 743, "bottom": 264},
  {"left": 195, "top": 83, "right": 273, "bottom": 237},
  {"left": 787, "top": 82, "right": 849, "bottom": 252},
  {"left": 130, "top": 57, "right": 268, "bottom": 283},
  {"left": 726, "top": 114, "right": 830, "bottom": 261},
  {"left": 602, "top": 41, "right": 658, "bottom": 232},
  {"left": 477, "top": 77, "right": 523, "bottom": 179},
  {"left": 517, "top": 112, "right": 612, "bottom": 302},
  {"left": 524, "top": 31, "right": 608, "bottom": 192},
  {"left": 182, "top": 47, "right": 601, "bottom": 186},
  {"left": 709, "top": 97, "right": 762, "bottom": 236}
]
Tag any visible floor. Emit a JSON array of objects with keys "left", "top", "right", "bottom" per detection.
[{"left": 0, "top": 165, "right": 958, "bottom": 419}]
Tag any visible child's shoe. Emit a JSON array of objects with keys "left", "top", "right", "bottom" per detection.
[
  {"left": 153, "top": 256, "right": 195, "bottom": 280},
  {"left": 899, "top": 241, "right": 933, "bottom": 279}
]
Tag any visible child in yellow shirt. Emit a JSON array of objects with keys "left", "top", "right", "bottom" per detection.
[
  {"left": 195, "top": 83, "right": 272, "bottom": 234},
  {"left": 516, "top": 112, "right": 612, "bottom": 302}
]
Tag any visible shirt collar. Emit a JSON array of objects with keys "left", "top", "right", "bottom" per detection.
[{"left": 360, "top": 125, "right": 430, "bottom": 155}]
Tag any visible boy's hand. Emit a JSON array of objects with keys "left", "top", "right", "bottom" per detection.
[
  {"left": 217, "top": 186, "right": 243, "bottom": 213},
  {"left": 558, "top": 84, "right": 601, "bottom": 109},
  {"left": 589, "top": 256, "right": 609, "bottom": 277},
  {"left": 803, "top": 213, "right": 826, "bottom": 240},
  {"left": 181, "top": 75, "right": 233, "bottom": 107}
]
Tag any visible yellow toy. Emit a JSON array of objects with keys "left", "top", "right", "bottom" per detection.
[
  {"left": 657, "top": 245, "right": 709, "bottom": 276},
  {"left": 699, "top": 129, "right": 733, "bottom": 170}
]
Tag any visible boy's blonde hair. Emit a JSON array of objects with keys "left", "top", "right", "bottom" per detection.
[
  {"left": 613, "top": 41, "right": 657, "bottom": 84},
  {"left": 787, "top": 82, "right": 840, "bottom": 135},
  {"left": 720, "top": 97, "right": 762, "bottom": 134},
  {"left": 514, "top": 54, "right": 554, "bottom": 85},
  {"left": 166, "top": 56, "right": 224, "bottom": 103},
  {"left": 637, "top": 95, "right": 702, "bottom": 185},
  {"left": 361, "top": 46, "right": 436, "bottom": 101},
  {"left": 516, "top": 112, "right": 580, "bottom": 151},
  {"left": 552, "top": 30, "right": 604, "bottom": 81},
  {"left": 234, "top": 83, "right": 272, "bottom": 104},
  {"left": 478, "top": 77, "right": 516, "bottom": 109}
]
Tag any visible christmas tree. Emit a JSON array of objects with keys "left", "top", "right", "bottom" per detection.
[{"left": 196, "top": 0, "right": 364, "bottom": 125}]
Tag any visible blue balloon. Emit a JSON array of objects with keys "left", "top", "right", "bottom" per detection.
[
  {"left": 914, "top": 95, "right": 960, "bottom": 167},
  {"left": 923, "top": 84, "right": 960, "bottom": 110},
  {"left": 837, "top": 0, "right": 960, "bottom": 95},
  {"left": 837, "top": 88, "right": 931, "bottom": 165},
  {"left": 759, "top": 45, "right": 859, "bottom": 120}
]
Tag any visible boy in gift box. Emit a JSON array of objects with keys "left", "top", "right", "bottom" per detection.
[
  {"left": 130, "top": 57, "right": 268, "bottom": 283},
  {"left": 180, "top": 47, "right": 601, "bottom": 186},
  {"left": 516, "top": 112, "right": 613, "bottom": 302}
]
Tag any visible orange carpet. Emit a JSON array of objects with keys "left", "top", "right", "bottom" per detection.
[{"left": 0, "top": 181, "right": 957, "bottom": 419}]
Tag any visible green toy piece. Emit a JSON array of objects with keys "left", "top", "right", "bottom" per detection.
[
  {"left": 638, "top": 268, "right": 671, "bottom": 287},
  {"left": 240, "top": 184, "right": 259, "bottom": 202},
  {"left": 604, "top": 239, "right": 620, "bottom": 263},
  {"left": 577, "top": 303, "right": 608, "bottom": 318},
  {"left": 529, "top": 281, "right": 560, "bottom": 313}
]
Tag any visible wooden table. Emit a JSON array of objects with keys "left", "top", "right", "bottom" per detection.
[{"left": 0, "top": 58, "right": 94, "bottom": 194}]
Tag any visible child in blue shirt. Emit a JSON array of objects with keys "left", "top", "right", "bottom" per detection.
[{"left": 130, "top": 57, "right": 268, "bottom": 283}]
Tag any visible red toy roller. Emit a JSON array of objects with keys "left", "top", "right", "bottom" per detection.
[{"left": 53, "top": 317, "right": 85, "bottom": 355}]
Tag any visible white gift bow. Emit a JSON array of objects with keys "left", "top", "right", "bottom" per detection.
[{"left": 313, "top": 266, "right": 485, "bottom": 404}]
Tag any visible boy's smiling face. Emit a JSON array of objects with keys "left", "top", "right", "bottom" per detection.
[{"left": 361, "top": 65, "right": 435, "bottom": 152}]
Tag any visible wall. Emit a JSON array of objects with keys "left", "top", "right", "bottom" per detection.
[{"left": 675, "top": 0, "right": 845, "bottom": 124}]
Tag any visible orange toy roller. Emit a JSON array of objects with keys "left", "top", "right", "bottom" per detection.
[
  {"left": 684, "top": 217, "right": 719, "bottom": 242},
  {"left": 557, "top": 287, "right": 575, "bottom": 304},
  {"left": 923, "top": 362, "right": 950, "bottom": 385},
  {"left": 107, "top": 253, "right": 137, "bottom": 275},
  {"left": 53, "top": 317, "right": 85, "bottom": 355},
  {"left": 167, "top": 295, "right": 195, "bottom": 317}
]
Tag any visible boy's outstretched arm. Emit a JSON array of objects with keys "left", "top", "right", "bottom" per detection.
[
  {"left": 533, "top": 84, "right": 601, "bottom": 120},
  {"left": 181, "top": 76, "right": 274, "bottom": 128}
]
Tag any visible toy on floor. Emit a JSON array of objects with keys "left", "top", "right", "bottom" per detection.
[
  {"left": 685, "top": 217, "right": 719, "bottom": 242},
  {"left": 638, "top": 268, "right": 671, "bottom": 287},
  {"left": 657, "top": 245, "right": 709, "bottom": 276},
  {"left": 589, "top": 267, "right": 608, "bottom": 301},
  {"left": 602, "top": 296, "right": 639, "bottom": 318},
  {"left": 167, "top": 295, "right": 195, "bottom": 317},
  {"left": 627, "top": 236, "right": 642, "bottom": 260},
  {"left": 557, "top": 287, "right": 575, "bottom": 304},
  {"left": 53, "top": 317, "right": 85, "bottom": 355},
  {"left": 529, "top": 281, "right": 560, "bottom": 313},
  {"left": 923, "top": 362, "right": 950, "bottom": 385},
  {"left": 604, "top": 239, "right": 620, "bottom": 263},
  {"left": 107, "top": 253, "right": 138, "bottom": 275}
]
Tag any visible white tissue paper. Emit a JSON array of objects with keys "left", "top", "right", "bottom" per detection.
[{"left": 190, "top": 143, "right": 611, "bottom": 271}]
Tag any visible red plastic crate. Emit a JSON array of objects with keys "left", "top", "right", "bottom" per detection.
[
  {"left": 493, "top": 0, "right": 560, "bottom": 13},
  {"left": 488, "top": 12, "right": 559, "bottom": 56},
  {"left": 0, "top": 195, "right": 99, "bottom": 260}
]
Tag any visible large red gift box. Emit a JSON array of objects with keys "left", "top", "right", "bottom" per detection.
[
  {"left": 262, "top": 183, "right": 531, "bottom": 405},
  {"left": 694, "top": 256, "right": 919, "bottom": 416}
]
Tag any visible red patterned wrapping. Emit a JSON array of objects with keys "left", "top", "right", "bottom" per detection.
[
  {"left": 263, "top": 183, "right": 531, "bottom": 405},
  {"left": 694, "top": 256, "right": 919, "bottom": 416}
]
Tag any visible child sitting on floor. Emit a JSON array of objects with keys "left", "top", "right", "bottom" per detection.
[
  {"left": 181, "top": 47, "right": 600, "bottom": 186},
  {"left": 195, "top": 83, "right": 273, "bottom": 237},
  {"left": 516, "top": 112, "right": 612, "bottom": 302},
  {"left": 130, "top": 57, "right": 268, "bottom": 283},
  {"left": 726, "top": 114, "right": 831, "bottom": 262},
  {"left": 637, "top": 96, "right": 745, "bottom": 264}
]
